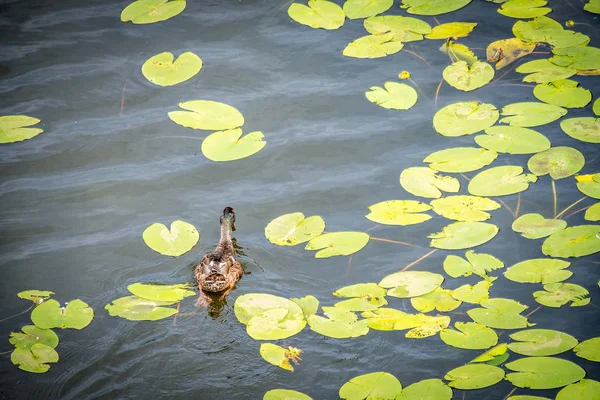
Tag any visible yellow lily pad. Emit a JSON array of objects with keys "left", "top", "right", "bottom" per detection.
[
  {"left": 304, "top": 232, "right": 369, "bottom": 258},
  {"left": 105, "top": 296, "right": 179, "bottom": 321},
  {"left": 264, "top": 212, "right": 325, "bottom": 246},
  {"left": 364, "top": 15, "right": 431, "bottom": 42},
  {"left": 142, "top": 220, "right": 199, "bottom": 256},
  {"left": 288, "top": 0, "right": 345, "bottom": 30},
  {"left": 264, "top": 389, "right": 312, "bottom": 400},
  {"left": 202, "top": 128, "right": 266, "bottom": 162},
  {"left": 443, "top": 250, "right": 504, "bottom": 279},
  {"left": 333, "top": 283, "right": 387, "bottom": 312},
  {"left": 234, "top": 293, "right": 304, "bottom": 325},
  {"left": 121, "top": 0, "right": 186, "bottom": 24},
  {"left": 307, "top": 308, "right": 369, "bottom": 339},
  {"left": 259, "top": 343, "right": 302, "bottom": 372},
  {"left": 475, "top": 126, "right": 551, "bottom": 155},
  {"left": 247, "top": 308, "right": 307, "bottom": 340},
  {"left": 127, "top": 283, "right": 195, "bottom": 302},
  {"left": 401, "top": 0, "right": 472, "bottom": 16},
  {"left": 430, "top": 195, "right": 501, "bottom": 222},
  {"left": 365, "top": 82, "right": 418, "bottom": 110},
  {"left": 343, "top": 33, "right": 404, "bottom": 59},
  {"left": 560, "top": 117, "right": 600, "bottom": 143},
  {"left": 468, "top": 166, "right": 537, "bottom": 196},
  {"left": 439, "top": 42, "right": 478, "bottom": 65},
  {"left": 433, "top": 101, "right": 499, "bottom": 137},
  {"left": 0, "top": 115, "right": 43, "bottom": 144},
  {"left": 441, "top": 322, "right": 498, "bottom": 350},
  {"left": 470, "top": 343, "right": 508, "bottom": 363},
  {"left": 378, "top": 271, "right": 444, "bottom": 298},
  {"left": 411, "top": 287, "right": 461, "bottom": 313},
  {"left": 512, "top": 213, "right": 567, "bottom": 239},
  {"left": 425, "top": 22, "right": 477, "bottom": 39},
  {"left": 362, "top": 308, "right": 450, "bottom": 338},
  {"left": 429, "top": 222, "right": 499, "bottom": 250},
  {"left": 443, "top": 60, "right": 495, "bottom": 92},
  {"left": 366, "top": 200, "right": 432, "bottom": 226},
  {"left": 528, "top": 146, "right": 584, "bottom": 180},
  {"left": 343, "top": 0, "right": 393, "bottom": 19},
  {"left": 424, "top": 147, "right": 497, "bottom": 173},
  {"left": 486, "top": 37, "right": 535, "bottom": 70},
  {"left": 290, "top": 295, "right": 319, "bottom": 317},
  {"left": 451, "top": 280, "right": 492, "bottom": 304},
  {"left": 141, "top": 52, "right": 202, "bottom": 86},
  {"left": 168, "top": 100, "right": 244, "bottom": 131},
  {"left": 400, "top": 167, "right": 460, "bottom": 198}
]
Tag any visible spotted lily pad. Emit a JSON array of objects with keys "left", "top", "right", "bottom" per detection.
[
  {"left": 202, "top": 128, "right": 266, "bottom": 162},
  {"left": 505, "top": 357, "right": 586, "bottom": 389},
  {"left": 505, "top": 259, "right": 571, "bottom": 284},
  {"left": 400, "top": 167, "right": 459, "bottom": 198},
  {"left": 425, "top": 22, "right": 477, "bottom": 39},
  {"left": 512, "top": 214, "right": 567, "bottom": 239},
  {"left": 120, "top": 0, "right": 186, "bottom": 24},
  {"left": 560, "top": 117, "right": 600, "bottom": 144},
  {"left": 17, "top": 290, "right": 54, "bottom": 304},
  {"left": 533, "top": 283, "right": 590, "bottom": 308},
  {"left": 516, "top": 60, "right": 577, "bottom": 84},
  {"left": 574, "top": 337, "right": 600, "bottom": 362},
  {"left": 339, "top": 372, "right": 402, "bottom": 400},
  {"left": 366, "top": 200, "right": 432, "bottom": 225},
  {"left": 486, "top": 38, "right": 535, "bottom": 69},
  {"left": 265, "top": 212, "right": 325, "bottom": 246},
  {"left": 264, "top": 389, "right": 312, "bottom": 400},
  {"left": 443, "top": 61, "right": 495, "bottom": 92},
  {"left": 444, "top": 364, "right": 504, "bottom": 390},
  {"left": 105, "top": 296, "right": 178, "bottom": 321},
  {"left": 533, "top": 80, "right": 592, "bottom": 108},
  {"left": 168, "top": 100, "right": 244, "bottom": 131},
  {"left": 307, "top": 308, "right": 368, "bottom": 339},
  {"left": 366, "top": 82, "right": 418, "bottom": 110},
  {"left": 141, "top": 52, "right": 202, "bottom": 86},
  {"left": 304, "top": 232, "right": 370, "bottom": 258},
  {"left": 508, "top": 329, "right": 578, "bottom": 356},
  {"left": 259, "top": 343, "right": 302, "bottom": 372},
  {"left": 467, "top": 298, "right": 531, "bottom": 329},
  {"left": 475, "top": 126, "right": 551, "bottom": 154},
  {"left": 401, "top": 0, "right": 472, "bottom": 16},
  {"left": 364, "top": 15, "right": 431, "bottom": 42},
  {"left": 362, "top": 308, "right": 450, "bottom": 338},
  {"left": 234, "top": 293, "right": 304, "bottom": 325},
  {"left": 498, "top": 0, "right": 550, "bottom": 18},
  {"left": 142, "top": 220, "right": 199, "bottom": 256},
  {"left": 424, "top": 147, "right": 497, "bottom": 173},
  {"left": 127, "top": 283, "right": 194, "bottom": 302},
  {"left": 441, "top": 322, "right": 498, "bottom": 350},
  {"left": 443, "top": 251, "right": 504, "bottom": 279},
  {"left": 291, "top": 295, "right": 319, "bottom": 317},
  {"left": 0, "top": 115, "right": 43, "bottom": 144},
  {"left": 576, "top": 173, "right": 600, "bottom": 199},
  {"left": 411, "top": 288, "right": 461, "bottom": 313},
  {"left": 431, "top": 196, "right": 501, "bottom": 222},
  {"left": 528, "top": 146, "right": 585, "bottom": 179},
  {"left": 11, "top": 343, "right": 59, "bottom": 373},
  {"left": 343, "top": 33, "right": 403, "bottom": 59},
  {"left": 288, "top": 0, "right": 345, "bottom": 30},
  {"left": 247, "top": 308, "right": 307, "bottom": 340},
  {"left": 396, "top": 379, "right": 452, "bottom": 400},
  {"left": 468, "top": 166, "right": 537, "bottom": 196},
  {"left": 451, "top": 280, "right": 492, "bottom": 304},
  {"left": 542, "top": 225, "right": 600, "bottom": 258},
  {"left": 31, "top": 299, "right": 93, "bottom": 330},
  {"left": 378, "top": 271, "right": 444, "bottom": 298},
  {"left": 343, "top": 0, "right": 393, "bottom": 19},
  {"left": 9, "top": 325, "right": 59, "bottom": 350},
  {"left": 433, "top": 102, "right": 499, "bottom": 137},
  {"left": 429, "top": 222, "right": 499, "bottom": 250},
  {"left": 556, "top": 379, "right": 600, "bottom": 400}
]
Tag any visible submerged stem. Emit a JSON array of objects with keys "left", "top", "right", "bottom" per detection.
[
  {"left": 565, "top": 205, "right": 592, "bottom": 219},
  {"left": 403, "top": 49, "right": 430, "bottom": 66},
  {"left": 0, "top": 305, "right": 33, "bottom": 323},
  {"left": 497, "top": 199, "right": 515, "bottom": 218},
  {"left": 552, "top": 180, "right": 557, "bottom": 218},
  {"left": 434, "top": 79, "right": 443, "bottom": 108},
  {"left": 555, "top": 197, "right": 586, "bottom": 219},
  {"left": 401, "top": 249, "right": 437, "bottom": 272},
  {"left": 370, "top": 237, "right": 418, "bottom": 247},
  {"left": 515, "top": 193, "right": 521, "bottom": 218}
]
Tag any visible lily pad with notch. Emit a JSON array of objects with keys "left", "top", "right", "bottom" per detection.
[
  {"left": 542, "top": 225, "right": 600, "bottom": 258},
  {"left": 378, "top": 271, "right": 444, "bottom": 298},
  {"left": 366, "top": 82, "right": 418, "bottom": 110},
  {"left": 141, "top": 52, "right": 202, "bottom": 86},
  {"left": 533, "top": 283, "right": 590, "bottom": 308},
  {"left": 443, "top": 250, "right": 504, "bottom": 279},
  {"left": 444, "top": 364, "right": 504, "bottom": 390},
  {"left": 433, "top": 101, "right": 499, "bottom": 137},
  {"left": 202, "top": 128, "right": 266, "bottom": 162},
  {"left": 533, "top": 79, "right": 592, "bottom": 108},
  {"left": 0, "top": 115, "right": 43, "bottom": 144},
  {"left": 343, "top": 0, "right": 393, "bottom": 19},
  {"left": 400, "top": 167, "right": 460, "bottom": 199},
  {"left": 127, "top": 283, "right": 195, "bottom": 302},
  {"left": 105, "top": 296, "right": 179, "bottom": 321},
  {"left": 441, "top": 322, "right": 498, "bottom": 350},
  {"left": 168, "top": 100, "right": 244, "bottom": 131},
  {"left": 468, "top": 166, "right": 537, "bottom": 196},
  {"left": 431, "top": 195, "right": 500, "bottom": 222},
  {"left": 366, "top": 200, "right": 432, "bottom": 225},
  {"left": 424, "top": 147, "right": 497, "bottom": 173},
  {"left": 288, "top": 0, "right": 345, "bottom": 30},
  {"left": 265, "top": 212, "right": 325, "bottom": 246},
  {"left": 429, "top": 222, "right": 499, "bottom": 250},
  {"left": 343, "top": 33, "right": 403, "bottom": 59},
  {"left": 505, "top": 357, "right": 586, "bottom": 389},
  {"left": 505, "top": 258, "right": 571, "bottom": 284},
  {"left": 512, "top": 213, "right": 567, "bottom": 239},
  {"left": 31, "top": 299, "right": 93, "bottom": 330},
  {"left": 339, "top": 372, "right": 402, "bottom": 400},
  {"left": 259, "top": 343, "right": 302, "bottom": 372},
  {"left": 508, "top": 329, "right": 578, "bottom": 356},
  {"left": 304, "top": 232, "right": 370, "bottom": 259},
  {"left": 120, "top": 0, "right": 186, "bottom": 24},
  {"left": 443, "top": 61, "right": 494, "bottom": 92},
  {"left": 560, "top": 117, "right": 600, "bottom": 144},
  {"left": 11, "top": 343, "right": 58, "bottom": 374},
  {"left": 475, "top": 126, "right": 551, "bottom": 154},
  {"left": 467, "top": 298, "right": 532, "bottom": 329},
  {"left": 142, "top": 220, "right": 199, "bottom": 257}
]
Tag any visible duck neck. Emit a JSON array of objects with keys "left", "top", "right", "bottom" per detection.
[{"left": 219, "top": 217, "right": 233, "bottom": 245}]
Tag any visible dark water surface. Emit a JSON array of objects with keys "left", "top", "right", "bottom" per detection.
[{"left": 0, "top": 0, "right": 599, "bottom": 398}]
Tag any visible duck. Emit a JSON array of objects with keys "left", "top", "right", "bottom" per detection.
[{"left": 194, "top": 207, "right": 243, "bottom": 299}]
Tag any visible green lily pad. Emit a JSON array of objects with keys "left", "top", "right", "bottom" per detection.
[
  {"left": 307, "top": 308, "right": 368, "bottom": 339},
  {"left": 333, "top": 283, "right": 387, "bottom": 312},
  {"left": 105, "top": 296, "right": 178, "bottom": 321},
  {"left": 121, "top": 0, "right": 186, "bottom": 24},
  {"left": 247, "top": 308, "right": 307, "bottom": 340},
  {"left": 475, "top": 126, "right": 551, "bottom": 154},
  {"left": 551, "top": 46, "right": 600, "bottom": 70},
  {"left": 11, "top": 343, "right": 58, "bottom": 373},
  {"left": 444, "top": 364, "right": 504, "bottom": 390},
  {"left": 343, "top": 0, "right": 393, "bottom": 19},
  {"left": 508, "top": 329, "right": 578, "bottom": 356},
  {"left": 507, "top": 396, "right": 550, "bottom": 400},
  {"left": 396, "top": 379, "right": 452, "bottom": 400},
  {"left": 431, "top": 195, "right": 501, "bottom": 222},
  {"left": 304, "top": 232, "right": 370, "bottom": 258},
  {"left": 424, "top": 147, "right": 497, "bottom": 173},
  {"left": 425, "top": 22, "right": 477, "bottom": 39},
  {"left": 343, "top": 33, "right": 403, "bottom": 59},
  {"left": 451, "top": 280, "right": 492, "bottom": 304},
  {"left": 288, "top": 0, "right": 345, "bottom": 30},
  {"left": 0, "top": 115, "right": 43, "bottom": 144},
  {"left": 542, "top": 225, "right": 600, "bottom": 258},
  {"left": 362, "top": 308, "right": 450, "bottom": 338},
  {"left": 513, "top": 17, "right": 590, "bottom": 49},
  {"left": 557, "top": 379, "right": 600, "bottom": 400},
  {"left": 498, "top": 0, "right": 550, "bottom": 18},
  {"left": 17, "top": 290, "right": 54, "bottom": 304},
  {"left": 411, "top": 288, "right": 461, "bottom": 313},
  {"left": 334, "top": 297, "right": 388, "bottom": 312},
  {"left": 594, "top": 98, "right": 600, "bottom": 115},
  {"left": 443, "top": 251, "right": 504, "bottom": 279},
  {"left": 505, "top": 258, "right": 571, "bottom": 284},
  {"left": 433, "top": 101, "right": 499, "bottom": 137},
  {"left": 168, "top": 100, "right": 244, "bottom": 131},
  {"left": 576, "top": 173, "right": 600, "bottom": 199},
  {"left": 528, "top": 146, "right": 585, "bottom": 180},
  {"left": 429, "top": 222, "right": 499, "bottom": 250},
  {"left": 400, "top": 167, "right": 460, "bottom": 199},
  {"left": 127, "top": 283, "right": 194, "bottom": 302},
  {"left": 440, "top": 42, "right": 477, "bottom": 65},
  {"left": 505, "top": 357, "right": 586, "bottom": 389},
  {"left": 142, "top": 220, "right": 199, "bottom": 256},
  {"left": 290, "top": 295, "right": 319, "bottom": 317},
  {"left": 263, "top": 389, "right": 312, "bottom": 400},
  {"left": 533, "top": 283, "right": 590, "bottom": 308},
  {"left": 560, "top": 117, "right": 600, "bottom": 144},
  {"left": 366, "top": 82, "right": 418, "bottom": 110},
  {"left": 234, "top": 293, "right": 304, "bottom": 325},
  {"left": 499, "top": 102, "right": 567, "bottom": 127},
  {"left": 333, "top": 283, "right": 386, "bottom": 299},
  {"left": 401, "top": 0, "right": 472, "bottom": 16},
  {"left": 574, "top": 337, "right": 600, "bottom": 362},
  {"left": 378, "top": 271, "right": 444, "bottom": 298},
  {"left": 586, "top": 0, "right": 600, "bottom": 13},
  {"left": 441, "top": 322, "right": 498, "bottom": 350},
  {"left": 141, "top": 52, "right": 202, "bottom": 87},
  {"left": 9, "top": 325, "right": 59, "bottom": 350},
  {"left": 533, "top": 80, "right": 592, "bottom": 108},
  {"left": 512, "top": 213, "right": 567, "bottom": 239},
  {"left": 468, "top": 166, "right": 537, "bottom": 196},
  {"left": 516, "top": 60, "right": 576, "bottom": 84},
  {"left": 259, "top": 343, "right": 302, "bottom": 372},
  {"left": 366, "top": 200, "right": 432, "bottom": 225},
  {"left": 264, "top": 212, "right": 325, "bottom": 246},
  {"left": 364, "top": 15, "right": 431, "bottom": 42},
  {"left": 443, "top": 61, "right": 495, "bottom": 92},
  {"left": 31, "top": 299, "right": 93, "bottom": 330},
  {"left": 470, "top": 343, "right": 508, "bottom": 363},
  {"left": 202, "top": 128, "right": 266, "bottom": 162},
  {"left": 339, "top": 372, "right": 402, "bottom": 400},
  {"left": 467, "top": 298, "right": 531, "bottom": 329},
  {"left": 585, "top": 203, "right": 600, "bottom": 221}
]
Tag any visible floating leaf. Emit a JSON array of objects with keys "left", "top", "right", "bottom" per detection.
[
  {"left": 31, "top": 299, "right": 93, "bottom": 330},
  {"left": 426, "top": 22, "right": 477, "bottom": 39},
  {"left": 512, "top": 214, "right": 567, "bottom": 239},
  {"left": 556, "top": 379, "right": 600, "bottom": 400},
  {"left": 11, "top": 343, "right": 58, "bottom": 374},
  {"left": 444, "top": 364, "right": 504, "bottom": 390},
  {"left": 475, "top": 126, "right": 551, "bottom": 154},
  {"left": 551, "top": 46, "right": 600, "bottom": 71},
  {"left": 576, "top": 173, "right": 600, "bottom": 199},
  {"left": 234, "top": 293, "right": 304, "bottom": 325},
  {"left": 168, "top": 100, "right": 244, "bottom": 131},
  {"left": 333, "top": 283, "right": 387, "bottom": 312},
  {"left": 513, "top": 17, "right": 590, "bottom": 49},
  {"left": 364, "top": 15, "right": 431, "bottom": 42},
  {"left": 533, "top": 283, "right": 590, "bottom": 308},
  {"left": 307, "top": 308, "right": 368, "bottom": 339},
  {"left": 339, "top": 372, "right": 402, "bottom": 400},
  {"left": 505, "top": 258, "right": 571, "bottom": 284},
  {"left": 424, "top": 147, "right": 497, "bottom": 173},
  {"left": 507, "top": 396, "right": 550, "bottom": 400},
  {"left": 505, "top": 357, "right": 586, "bottom": 389},
  {"left": 334, "top": 297, "right": 388, "bottom": 312},
  {"left": 127, "top": 283, "right": 194, "bottom": 302},
  {"left": 533, "top": 80, "right": 592, "bottom": 108},
  {"left": 291, "top": 295, "right": 319, "bottom": 317},
  {"left": 443, "top": 251, "right": 504, "bottom": 279},
  {"left": 411, "top": 288, "right": 461, "bottom": 313},
  {"left": 441, "top": 322, "right": 498, "bottom": 350},
  {"left": 508, "top": 329, "right": 578, "bottom": 356},
  {"left": 9, "top": 326, "right": 59, "bottom": 350},
  {"left": 396, "top": 379, "right": 452, "bottom": 400},
  {"left": 263, "top": 389, "right": 312, "bottom": 400},
  {"left": 247, "top": 308, "right": 307, "bottom": 340},
  {"left": 443, "top": 61, "right": 495, "bottom": 91},
  {"left": 585, "top": 203, "right": 600, "bottom": 221},
  {"left": 366, "top": 200, "right": 432, "bottom": 225},
  {"left": 304, "top": 232, "right": 370, "bottom": 258},
  {"left": 288, "top": 0, "right": 345, "bottom": 30},
  {"left": 594, "top": 98, "right": 600, "bottom": 115},
  {"left": 516, "top": 60, "right": 576, "bottom": 83},
  {"left": 574, "top": 337, "right": 600, "bottom": 362},
  {"left": 0, "top": 115, "right": 43, "bottom": 144},
  {"left": 542, "top": 225, "right": 600, "bottom": 258},
  {"left": 467, "top": 298, "right": 531, "bottom": 329},
  {"left": 498, "top": 0, "right": 550, "bottom": 18},
  {"left": 142, "top": 220, "right": 199, "bottom": 257},
  {"left": 560, "top": 117, "right": 600, "bottom": 144},
  {"left": 105, "top": 296, "right": 178, "bottom": 321},
  {"left": 429, "top": 222, "right": 499, "bottom": 250},
  {"left": 121, "top": 0, "right": 186, "bottom": 24},
  {"left": 499, "top": 102, "right": 567, "bottom": 127},
  {"left": 362, "top": 308, "right": 450, "bottom": 338},
  {"left": 433, "top": 102, "right": 499, "bottom": 137},
  {"left": 259, "top": 343, "right": 302, "bottom": 372},
  {"left": 378, "top": 271, "right": 444, "bottom": 298},
  {"left": 451, "top": 280, "right": 492, "bottom": 304},
  {"left": 400, "top": 167, "right": 460, "bottom": 198},
  {"left": 343, "top": 33, "right": 403, "bottom": 59},
  {"left": 265, "top": 212, "right": 325, "bottom": 246},
  {"left": 440, "top": 42, "right": 477, "bottom": 65},
  {"left": 471, "top": 343, "right": 508, "bottom": 363},
  {"left": 202, "top": 128, "right": 266, "bottom": 162},
  {"left": 365, "top": 82, "right": 418, "bottom": 110},
  {"left": 17, "top": 290, "right": 53, "bottom": 304},
  {"left": 141, "top": 52, "right": 202, "bottom": 87},
  {"left": 343, "top": 0, "right": 393, "bottom": 19},
  {"left": 486, "top": 38, "right": 535, "bottom": 69},
  {"left": 468, "top": 166, "right": 537, "bottom": 196},
  {"left": 401, "top": 0, "right": 472, "bottom": 16},
  {"left": 431, "top": 196, "right": 501, "bottom": 222}
]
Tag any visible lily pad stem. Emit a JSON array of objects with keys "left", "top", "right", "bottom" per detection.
[
  {"left": 555, "top": 196, "right": 586, "bottom": 219},
  {"left": 120, "top": 80, "right": 127, "bottom": 116},
  {"left": 496, "top": 199, "right": 515, "bottom": 218},
  {"left": 370, "top": 237, "right": 417, "bottom": 247},
  {"left": 552, "top": 180, "right": 557, "bottom": 217},
  {"left": 403, "top": 49, "right": 430, "bottom": 66},
  {"left": 503, "top": 388, "right": 517, "bottom": 400},
  {"left": 514, "top": 193, "right": 521, "bottom": 218},
  {"left": 0, "top": 304, "right": 33, "bottom": 323},
  {"left": 434, "top": 79, "right": 443, "bottom": 108},
  {"left": 401, "top": 249, "right": 437, "bottom": 272},
  {"left": 524, "top": 305, "right": 542, "bottom": 318},
  {"left": 565, "top": 204, "right": 592, "bottom": 219}
]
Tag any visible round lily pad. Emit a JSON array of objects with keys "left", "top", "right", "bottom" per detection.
[
  {"left": 468, "top": 166, "right": 537, "bottom": 196},
  {"left": 533, "top": 79, "right": 592, "bottom": 108},
  {"left": 402, "top": 0, "right": 472, "bottom": 16},
  {"left": 424, "top": 147, "right": 497, "bottom": 173},
  {"left": 11, "top": 343, "right": 58, "bottom": 374},
  {"left": 505, "top": 259, "right": 571, "bottom": 284},
  {"left": 31, "top": 299, "right": 94, "bottom": 330},
  {"left": 105, "top": 296, "right": 179, "bottom": 321},
  {"left": 551, "top": 46, "right": 600, "bottom": 70},
  {"left": 121, "top": 0, "right": 186, "bottom": 24},
  {"left": 542, "top": 225, "right": 600, "bottom": 258},
  {"left": 202, "top": 128, "right": 266, "bottom": 162},
  {"left": 304, "top": 232, "right": 370, "bottom": 258},
  {"left": 333, "top": 283, "right": 386, "bottom": 299},
  {"left": 127, "top": 283, "right": 195, "bottom": 302},
  {"left": 443, "top": 61, "right": 495, "bottom": 92},
  {"left": 444, "top": 364, "right": 504, "bottom": 390},
  {"left": 556, "top": 379, "right": 600, "bottom": 400},
  {"left": 364, "top": 15, "right": 432, "bottom": 42},
  {"left": 475, "top": 126, "right": 551, "bottom": 155},
  {"left": 440, "top": 322, "right": 498, "bottom": 350},
  {"left": 512, "top": 213, "right": 567, "bottom": 239},
  {"left": 425, "top": 22, "right": 477, "bottom": 39},
  {"left": 560, "top": 117, "right": 600, "bottom": 143},
  {"left": 247, "top": 308, "right": 307, "bottom": 340},
  {"left": 366, "top": 82, "right": 418, "bottom": 110},
  {"left": 433, "top": 101, "right": 499, "bottom": 137},
  {"left": 467, "top": 298, "right": 531, "bottom": 329},
  {"left": 411, "top": 288, "right": 461, "bottom": 313},
  {"left": 168, "top": 100, "right": 244, "bottom": 131},
  {"left": 533, "top": 283, "right": 590, "bottom": 308},
  {"left": 9, "top": 325, "right": 59, "bottom": 350},
  {"left": 585, "top": 203, "right": 600, "bottom": 221},
  {"left": 343, "top": 33, "right": 403, "bottom": 59},
  {"left": 498, "top": 0, "right": 550, "bottom": 18},
  {"left": 0, "top": 115, "right": 43, "bottom": 144},
  {"left": 400, "top": 167, "right": 460, "bottom": 198},
  {"left": 343, "top": 0, "right": 393, "bottom": 19},
  {"left": 431, "top": 195, "right": 501, "bottom": 222},
  {"left": 576, "top": 173, "right": 600, "bottom": 199},
  {"left": 574, "top": 337, "right": 600, "bottom": 362},
  {"left": 378, "top": 271, "right": 444, "bottom": 298},
  {"left": 263, "top": 389, "right": 312, "bottom": 400},
  {"left": 339, "top": 372, "right": 402, "bottom": 400},
  {"left": 396, "top": 378, "right": 452, "bottom": 400},
  {"left": 259, "top": 343, "right": 302, "bottom": 372},
  {"left": 443, "top": 251, "right": 504, "bottom": 279},
  {"left": 142, "top": 220, "right": 199, "bottom": 257},
  {"left": 366, "top": 200, "right": 432, "bottom": 226},
  {"left": 288, "top": 0, "right": 344, "bottom": 30},
  {"left": 265, "top": 212, "right": 325, "bottom": 246},
  {"left": 516, "top": 60, "right": 576, "bottom": 84},
  {"left": 334, "top": 296, "right": 387, "bottom": 312},
  {"left": 141, "top": 52, "right": 202, "bottom": 87},
  {"left": 505, "top": 357, "right": 586, "bottom": 389},
  {"left": 307, "top": 309, "right": 369, "bottom": 339},
  {"left": 429, "top": 222, "right": 499, "bottom": 250},
  {"left": 234, "top": 293, "right": 304, "bottom": 325},
  {"left": 508, "top": 329, "right": 578, "bottom": 356},
  {"left": 17, "top": 290, "right": 54, "bottom": 303},
  {"left": 528, "top": 146, "right": 585, "bottom": 180}
]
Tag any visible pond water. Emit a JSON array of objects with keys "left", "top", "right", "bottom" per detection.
[{"left": 0, "top": 0, "right": 599, "bottom": 398}]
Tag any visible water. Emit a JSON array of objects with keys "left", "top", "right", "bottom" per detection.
[{"left": 0, "top": 0, "right": 599, "bottom": 398}]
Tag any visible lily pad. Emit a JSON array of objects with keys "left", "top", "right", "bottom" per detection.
[
  {"left": 31, "top": 299, "right": 93, "bottom": 330},
  {"left": 594, "top": 98, "right": 600, "bottom": 116},
  {"left": 444, "top": 364, "right": 504, "bottom": 390},
  {"left": 560, "top": 117, "right": 600, "bottom": 143},
  {"left": 498, "top": 0, "right": 550, "bottom": 18},
  {"left": 499, "top": 102, "right": 567, "bottom": 127},
  {"left": 264, "top": 389, "right": 312, "bottom": 400},
  {"left": 508, "top": 329, "right": 578, "bottom": 356},
  {"left": 307, "top": 308, "right": 368, "bottom": 339},
  {"left": 333, "top": 283, "right": 386, "bottom": 299},
  {"left": 475, "top": 126, "right": 551, "bottom": 154},
  {"left": 259, "top": 343, "right": 302, "bottom": 372},
  {"left": 343, "top": 0, "right": 393, "bottom": 19},
  {"left": 121, "top": 0, "right": 186, "bottom": 24},
  {"left": 11, "top": 343, "right": 58, "bottom": 373},
  {"left": 441, "top": 322, "right": 498, "bottom": 350},
  {"left": 396, "top": 379, "right": 452, "bottom": 400},
  {"left": 505, "top": 357, "right": 586, "bottom": 389},
  {"left": 443, "top": 61, "right": 495, "bottom": 92},
  {"left": 551, "top": 46, "right": 600, "bottom": 71},
  {"left": 468, "top": 166, "right": 537, "bottom": 196},
  {"left": 202, "top": 128, "right": 265, "bottom": 162},
  {"left": 378, "top": 271, "right": 444, "bottom": 298},
  {"left": 168, "top": 100, "right": 244, "bottom": 131},
  {"left": 542, "top": 225, "right": 600, "bottom": 258},
  {"left": 17, "top": 290, "right": 54, "bottom": 304},
  {"left": 424, "top": 147, "right": 497, "bottom": 173},
  {"left": 234, "top": 293, "right": 304, "bottom": 325},
  {"left": 433, "top": 102, "right": 499, "bottom": 137},
  {"left": 512, "top": 214, "right": 567, "bottom": 239},
  {"left": 505, "top": 258, "right": 571, "bottom": 284},
  {"left": 364, "top": 15, "right": 431, "bottom": 42},
  {"left": 533, "top": 80, "right": 592, "bottom": 108},
  {"left": 366, "top": 82, "right": 418, "bottom": 110},
  {"left": 288, "top": 0, "right": 345, "bottom": 30},
  {"left": 334, "top": 297, "right": 387, "bottom": 312},
  {"left": 343, "top": 33, "right": 403, "bottom": 59},
  {"left": 528, "top": 146, "right": 585, "bottom": 179},
  {"left": 470, "top": 343, "right": 508, "bottom": 363},
  {"left": 400, "top": 167, "right": 459, "bottom": 199},
  {"left": 142, "top": 220, "right": 199, "bottom": 257},
  {"left": 429, "top": 222, "right": 499, "bottom": 250},
  {"left": 362, "top": 308, "right": 450, "bottom": 338},
  {"left": 411, "top": 288, "right": 461, "bottom": 313},
  {"left": 533, "top": 283, "right": 590, "bottom": 308},
  {"left": 425, "top": 22, "right": 477, "bottom": 39},
  {"left": 574, "top": 337, "right": 600, "bottom": 362},
  {"left": 516, "top": 60, "right": 576, "bottom": 84},
  {"left": 291, "top": 295, "right": 319, "bottom": 317},
  {"left": 9, "top": 325, "right": 59, "bottom": 350},
  {"left": 586, "top": 0, "right": 600, "bottom": 13},
  {"left": 401, "top": 0, "right": 472, "bottom": 16},
  {"left": 339, "top": 372, "right": 402, "bottom": 400},
  {"left": 513, "top": 17, "right": 589, "bottom": 49},
  {"left": 247, "top": 308, "right": 307, "bottom": 340},
  {"left": 576, "top": 173, "right": 600, "bottom": 199},
  {"left": 105, "top": 296, "right": 178, "bottom": 321},
  {"left": 486, "top": 38, "right": 535, "bottom": 69},
  {"left": 305, "top": 232, "right": 369, "bottom": 258},
  {"left": 556, "top": 379, "right": 600, "bottom": 400},
  {"left": 366, "top": 200, "right": 432, "bottom": 225},
  {"left": 585, "top": 203, "right": 600, "bottom": 221},
  {"left": 265, "top": 212, "right": 325, "bottom": 246},
  {"left": 127, "top": 283, "right": 194, "bottom": 302},
  {"left": 431, "top": 196, "right": 501, "bottom": 222},
  {"left": 467, "top": 298, "right": 531, "bottom": 329},
  {"left": 333, "top": 283, "right": 387, "bottom": 312},
  {"left": 443, "top": 251, "right": 504, "bottom": 279},
  {"left": 451, "top": 280, "right": 492, "bottom": 304},
  {"left": 440, "top": 42, "right": 477, "bottom": 65},
  {"left": 0, "top": 115, "right": 43, "bottom": 144},
  {"left": 141, "top": 52, "right": 201, "bottom": 87}
]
